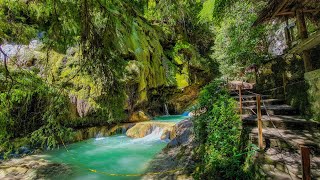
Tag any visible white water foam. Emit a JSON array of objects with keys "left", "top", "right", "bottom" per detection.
[
  {"left": 131, "top": 126, "right": 164, "bottom": 144},
  {"left": 94, "top": 132, "right": 105, "bottom": 141},
  {"left": 95, "top": 137, "right": 105, "bottom": 141}
]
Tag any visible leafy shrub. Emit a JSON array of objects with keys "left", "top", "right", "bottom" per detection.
[{"left": 193, "top": 80, "right": 254, "bottom": 179}]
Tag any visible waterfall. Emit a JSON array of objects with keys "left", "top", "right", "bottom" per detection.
[
  {"left": 131, "top": 126, "right": 164, "bottom": 143},
  {"left": 182, "top": 111, "right": 190, "bottom": 116},
  {"left": 95, "top": 132, "right": 104, "bottom": 141},
  {"left": 164, "top": 103, "right": 169, "bottom": 115}
]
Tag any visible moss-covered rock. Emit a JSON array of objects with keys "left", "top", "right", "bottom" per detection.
[
  {"left": 128, "top": 111, "right": 151, "bottom": 122},
  {"left": 168, "top": 85, "right": 201, "bottom": 114}
]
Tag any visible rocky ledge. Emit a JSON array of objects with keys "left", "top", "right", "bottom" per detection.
[
  {"left": 142, "top": 119, "right": 197, "bottom": 180},
  {"left": 126, "top": 121, "right": 177, "bottom": 140},
  {"left": 0, "top": 155, "right": 71, "bottom": 180}
]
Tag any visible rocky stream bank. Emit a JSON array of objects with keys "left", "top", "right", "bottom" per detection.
[{"left": 142, "top": 119, "right": 197, "bottom": 180}]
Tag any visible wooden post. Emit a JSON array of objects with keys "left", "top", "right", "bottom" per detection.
[
  {"left": 284, "top": 18, "right": 292, "bottom": 48},
  {"left": 296, "top": 9, "right": 312, "bottom": 72},
  {"left": 283, "top": 73, "right": 287, "bottom": 100},
  {"left": 301, "top": 146, "right": 311, "bottom": 180},
  {"left": 256, "top": 95, "right": 263, "bottom": 150},
  {"left": 239, "top": 85, "right": 242, "bottom": 117}
]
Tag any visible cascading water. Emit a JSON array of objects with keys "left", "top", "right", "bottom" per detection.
[
  {"left": 164, "top": 103, "right": 169, "bottom": 115},
  {"left": 95, "top": 132, "right": 104, "bottom": 141},
  {"left": 132, "top": 127, "right": 164, "bottom": 143}
]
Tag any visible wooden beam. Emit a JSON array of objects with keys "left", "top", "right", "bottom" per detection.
[
  {"left": 276, "top": 9, "right": 320, "bottom": 16},
  {"left": 296, "top": 8, "right": 313, "bottom": 72},
  {"left": 271, "top": 0, "right": 291, "bottom": 19},
  {"left": 289, "top": 30, "right": 320, "bottom": 53},
  {"left": 284, "top": 18, "right": 292, "bottom": 48}
]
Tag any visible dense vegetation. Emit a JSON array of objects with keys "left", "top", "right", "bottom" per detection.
[
  {"left": 0, "top": 68, "right": 73, "bottom": 157},
  {"left": 0, "top": 0, "right": 216, "bottom": 156},
  {"left": 193, "top": 81, "right": 257, "bottom": 179},
  {"left": 1, "top": 1, "right": 318, "bottom": 179}
]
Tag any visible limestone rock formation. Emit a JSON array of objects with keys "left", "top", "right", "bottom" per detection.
[{"left": 128, "top": 111, "right": 151, "bottom": 122}]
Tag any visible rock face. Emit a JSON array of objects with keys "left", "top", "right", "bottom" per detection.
[
  {"left": 142, "top": 119, "right": 197, "bottom": 180},
  {"left": 0, "top": 155, "right": 71, "bottom": 180},
  {"left": 128, "top": 111, "right": 151, "bottom": 122},
  {"left": 126, "top": 122, "right": 176, "bottom": 140},
  {"left": 168, "top": 85, "right": 200, "bottom": 114},
  {"left": 70, "top": 95, "right": 92, "bottom": 118},
  {"left": 167, "top": 119, "right": 194, "bottom": 148}
]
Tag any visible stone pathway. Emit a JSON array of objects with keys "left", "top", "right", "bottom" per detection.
[{"left": 232, "top": 89, "right": 320, "bottom": 179}]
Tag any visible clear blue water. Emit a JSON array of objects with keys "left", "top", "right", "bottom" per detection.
[
  {"left": 42, "top": 116, "right": 188, "bottom": 180},
  {"left": 152, "top": 115, "right": 189, "bottom": 123}
]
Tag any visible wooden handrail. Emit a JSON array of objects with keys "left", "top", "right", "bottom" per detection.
[
  {"left": 301, "top": 146, "right": 311, "bottom": 180},
  {"left": 256, "top": 95, "right": 263, "bottom": 150}
]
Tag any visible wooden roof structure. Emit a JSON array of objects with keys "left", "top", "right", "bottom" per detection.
[
  {"left": 253, "top": 0, "right": 320, "bottom": 72},
  {"left": 253, "top": 0, "right": 320, "bottom": 26},
  {"left": 289, "top": 30, "right": 320, "bottom": 53}
]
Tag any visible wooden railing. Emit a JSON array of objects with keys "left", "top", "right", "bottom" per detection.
[{"left": 236, "top": 87, "right": 312, "bottom": 180}]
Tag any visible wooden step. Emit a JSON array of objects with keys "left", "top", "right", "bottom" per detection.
[
  {"left": 233, "top": 94, "right": 271, "bottom": 100},
  {"left": 242, "top": 115, "right": 319, "bottom": 130},
  {"left": 229, "top": 90, "right": 253, "bottom": 96},
  {"left": 242, "top": 105, "right": 299, "bottom": 115},
  {"left": 239, "top": 99, "right": 284, "bottom": 106},
  {"left": 249, "top": 128, "right": 320, "bottom": 153}
]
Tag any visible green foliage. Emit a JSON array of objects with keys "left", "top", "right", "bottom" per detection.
[
  {"left": 0, "top": 0, "right": 38, "bottom": 44},
  {"left": 193, "top": 81, "right": 254, "bottom": 179},
  {"left": 0, "top": 67, "right": 72, "bottom": 157},
  {"left": 145, "top": 0, "right": 217, "bottom": 79},
  {"left": 200, "top": 1, "right": 268, "bottom": 80},
  {"left": 199, "top": 0, "right": 234, "bottom": 23},
  {"left": 0, "top": 0, "right": 159, "bottom": 120}
]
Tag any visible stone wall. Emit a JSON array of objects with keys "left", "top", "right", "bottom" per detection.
[{"left": 305, "top": 69, "right": 320, "bottom": 122}]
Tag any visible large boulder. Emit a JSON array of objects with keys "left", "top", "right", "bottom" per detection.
[
  {"left": 126, "top": 123, "right": 153, "bottom": 138},
  {"left": 126, "top": 122, "right": 176, "bottom": 139},
  {"left": 128, "top": 111, "right": 151, "bottom": 122}
]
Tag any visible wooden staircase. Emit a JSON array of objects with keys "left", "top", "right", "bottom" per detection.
[{"left": 231, "top": 89, "right": 320, "bottom": 179}]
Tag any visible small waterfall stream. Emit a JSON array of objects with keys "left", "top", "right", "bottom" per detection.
[{"left": 164, "top": 103, "right": 169, "bottom": 115}]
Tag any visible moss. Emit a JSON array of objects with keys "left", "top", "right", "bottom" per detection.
[
  {"left": 176, "top": 73, "right": 189, "bottom": 89},
  {"left": 174, "top": 55, "right": 184, "bottom": 65},
  {"left": 123, "top": 17, "right": 168, "bottom": 104}
]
